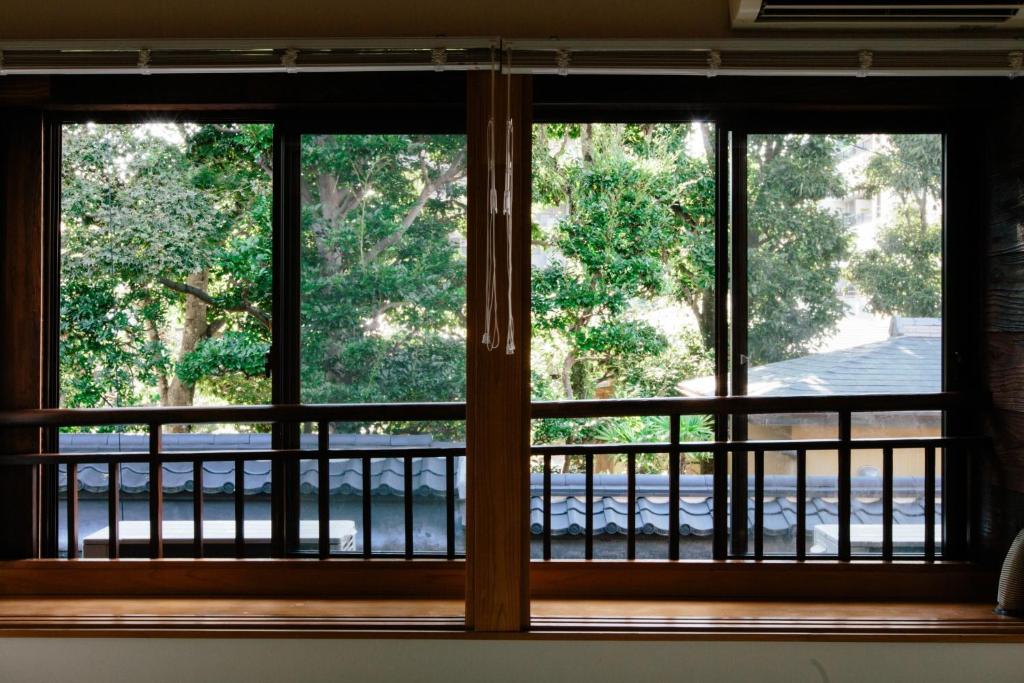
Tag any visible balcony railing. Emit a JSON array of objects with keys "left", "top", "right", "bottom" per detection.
[{"left": 0, "top": 392, "right": 982, "bottom": 563}]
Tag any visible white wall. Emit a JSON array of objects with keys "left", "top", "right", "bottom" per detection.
[{"left": 2, "top": 638, "right": 1023, "bottom": 682}]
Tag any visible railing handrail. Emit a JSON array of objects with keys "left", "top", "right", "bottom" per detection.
[{"left": 0, "top": 392, "right": 963, "bottom": 428}]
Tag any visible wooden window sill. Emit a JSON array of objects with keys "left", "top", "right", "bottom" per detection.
[{"left": 0, "top": 597, "right": 1021, "bottom": 641}]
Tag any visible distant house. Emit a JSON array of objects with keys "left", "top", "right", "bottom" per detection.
[{"left": 678, "top": 317, "right": 942, "bottom": 477}]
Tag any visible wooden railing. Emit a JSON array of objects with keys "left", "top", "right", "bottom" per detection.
[{"left": 0, "top": 392, "right": 982, "bottom": 563}]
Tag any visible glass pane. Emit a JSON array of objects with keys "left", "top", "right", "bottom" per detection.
[
  {"left": 299, "top": 133, "right": 467, "bottom": 406},
  {"left": 532, "top": 123, "right": 717, "bottom": 403},
  {"left": 743, "top": 134, "right": 942, "bottom": 558},
  {"left": 60, "top": 123, "right": 273, "bottom": 409},
  {"left": 305, "top": 421, "right": 465, "bottom": 557},
  {"left": 530, "top": 122, "right": 718, "bottom": 559},
  {"left": 745, "top": 133, "right": 942, "bottom": 396}
]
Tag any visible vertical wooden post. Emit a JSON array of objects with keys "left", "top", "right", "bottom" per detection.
[
  {"left": 0, "top": 110, "right": 45, "bottom": 559},
  {"left": 465, "top": 71, "right": 532, "bottom": 632}
]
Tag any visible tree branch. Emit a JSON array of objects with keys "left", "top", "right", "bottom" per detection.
[
  {"left": 363, "top": 151, "right": 466, "bottom": 265},
  {"left": 157, "top": 277, "right": 272, "bottom": 331}
]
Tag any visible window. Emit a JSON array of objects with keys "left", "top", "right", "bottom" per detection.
[
  {"left": 58, "top": 122, "right": 274, "bottom": 557},
  {"left": 0, "top": 72, "right": 983, "bottom": 627},
  {"left": 298, "top": 132, "right": 468, "bottom": 556},
  {"left": 529, "top": 121, "right": 719, "bottom": 560},
  {"left": 734, "top": 133, "right": 944, "bottom": 559}
]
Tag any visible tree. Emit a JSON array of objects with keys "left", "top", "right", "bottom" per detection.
[
  {"left": 60, "top": 123, "right": 273, "bottom": 411},
  {"left": 61, "top": 125, "right": 470, "bottom": 432},
  {"left": 860, "top": 134, "right": 941, "bottom": 227},
  {"left": 848, "top": 134, "right": 943, "bottom": 318},
  {"left": 299, "top": 134, "right": 468, "bottom": 429},
  {"left": 532, "top": 123, "right": 712, "bottom": 403},
  {"left": 746, "top": 134, "right": 853, "bottom": 365}
]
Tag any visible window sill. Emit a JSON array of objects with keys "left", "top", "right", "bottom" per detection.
[{"left": 0, "top": 597, "right": 1020, "bottom": 642}]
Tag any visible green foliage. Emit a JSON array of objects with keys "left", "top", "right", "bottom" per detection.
[
  {"left": 860, "top": 135, "right": 942, "bottom": 212},
  {"left": 60, "top": 123, "right": 273, "bottom": 409},
  {"left": 848, "top": 207, "right": 942, "bottom": 317},
  {"left": 532, "top": 123, "right": 713, "bottom": 404},
  {"left": 298, "top": 134, "right": 467, "bottom": 436},
  {"left": 747, "top": 134, "right": 853, "bottom": 364},
  {"left": 848, "top": 135, "right": 943, "bottom": 319}
]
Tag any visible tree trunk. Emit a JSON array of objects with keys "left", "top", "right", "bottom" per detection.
[
  {"left": 581, "top": 124, "right": 594, "bottom": 163},
  {"left": 144, "top": 318, "right": 170, "bottom": 406},
  {"left": 697, "top": 287, "right": 715, "bottom": 351},
  {"left": 164, "top": 270, "right": 210, "bottom": 429},
  {"left": 561, "top": 351, "right": 576, "bottom": 400}
]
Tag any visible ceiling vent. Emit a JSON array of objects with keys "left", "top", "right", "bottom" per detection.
[{"left": 731, "top": 0, "right": 1024, "bottom": 28}]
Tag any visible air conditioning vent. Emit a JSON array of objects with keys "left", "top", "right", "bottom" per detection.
[{"left": 731, "top": 0, "right": 1024, "bottom": 27}]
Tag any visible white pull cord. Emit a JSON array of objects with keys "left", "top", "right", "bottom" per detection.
[
  {"left": 503, "top": 51, "right": 515, "bottom": 355},
  {"left": 482, "top": 52, "right": 500, "bottom": 351}
]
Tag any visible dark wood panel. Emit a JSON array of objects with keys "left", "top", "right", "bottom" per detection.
[
  {"left": 531, "top": 561, "right": 998, "bottom": 602},
  {"left": 464, "top": 72, "right": 532, "bottom": 632},
  {"left": 982, "top": 90, "right": 1024, "bottom": 562},
  {"left": 533, "top": 75, "right": 1019, "bottom": 117},
  {"left": 986, "top": 334, "right": 1024, "bottom": 412},
  {"left": 0, "top": 560, "right": 466, "bottom": 598},
  {"left": 0, "top": 109, "right": 45, "bottom": 560}
]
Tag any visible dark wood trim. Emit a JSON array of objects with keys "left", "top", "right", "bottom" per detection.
[
  {"left": 0, "top": 392, "right": 958, "bottom": 428},
  {"left": 39, "top": 115, "right": 61, "bottom": 558},
  {"left": 0, "top": 597, "right": 1020, "bottom": 642},
  {"left": 730, "top": 130, "right": 749, "bottom": 557},
  {"left": 0, "top": 109, "right": 45, "bottom": 560},
  {"left": 532, "top": 76, "right": 1012, "bottom": 120},
  {"left": 1, "top": 73, "right": 467, "bottom": 121},
  {"left": 465, "top": 71, "right": 532, "bottom": 632},
  {"left": 530, "top": 561, "right": 998, "bottom": 602},
  {"left": 0, "top": 560, "right": 466, "bottom": 598}
]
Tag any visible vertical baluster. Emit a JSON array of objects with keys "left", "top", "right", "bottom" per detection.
[
  {"left": 585, "top": 453, "right": 594, "bottom": 560},
  {"left": 838, "top": 411, "right": 852, "bottom": 561},
  {"left": 669, "top": 414, "right": 681, "bottom": 561},
  {"left": 362, "top": 454, "right": 372, "bottom": 558},
  {"left": 796, "top": 448, "right": 807, "bottom": 561},
  {"left": 731, "top": 446, "right": 748, "bottom": 557},
  {"left": 712, "top": 442, "right": 728, "bottom": 560},
  {"left": 543, "top": 454, "right": 552, "bottom": 561},
  {"left": 712, "top": 412, "right": 728, "bottom": 561},
  {"left": 234, "top": 456, "right": 245, "bottom": 558},
  {"left": 627, "top": 451, "right": 636, "bottom": 561},
  {"left": 754, "top": 448, "right": 764, "bottom": 559},
  {"left": 404, "top": 454, "right": 414, "bottom": 559},
  {"left": 925, "top": 445, "right": 936, "bottom": 561},
  {"left": 66, "top": 462, "right": 78, "bottom": 559},
  {"left": 445, "top": 455, "right": 456, "bottom": 561},
  {"left": 148, "top": 424, "right": 163, "bottom": 559},
  {"left": 883, "top": 446, "right": 894, "bottom": 561},
  {"left": 193, "top": 459, "right": 204, "bottom": 558},
  {"left": 108, "top": 461, "right": 120, "bottom": 560},
  {"left": 317, "top": 422, "right": 330, "bottom": 560}
]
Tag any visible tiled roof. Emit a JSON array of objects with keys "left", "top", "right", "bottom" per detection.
[
  {"left": 679, "top": 319, "right": 940, "bottom": 397},
  {"left": 60, "top": 436, "right": 936, "bottom": 539},
  {"left": 529, "top": 473, "right": 937, "bottom": 538},
  {"left": 59, "top": 433, "right": 461, "bottom": 498}
]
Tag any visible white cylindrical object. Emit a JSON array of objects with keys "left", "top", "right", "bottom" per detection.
[{"left": 996, "top": 528, "right": 1024, "bottom": 617}]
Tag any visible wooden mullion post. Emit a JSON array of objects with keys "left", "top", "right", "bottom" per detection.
[
  {"left": 465, "top": 71, "right": 532, "bottom": 632},
  {"left": 0, "top": 109, "right": 45, "bottom": 559}
]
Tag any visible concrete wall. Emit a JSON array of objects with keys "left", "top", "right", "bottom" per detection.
[{"left": 2, "top": 638, "right": 1023, "bottom": 683}]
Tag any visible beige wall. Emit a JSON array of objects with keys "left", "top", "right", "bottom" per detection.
[
  {"left": 4, "top": 0, "right": 1021, "bottom": 42},
  {"left": 2, "top": 637, "right": 1023, "bottom": 682},
  {"left": 0, "top": 0, "right": 733, "bottom": 40},
  {"left": 752, "top": 421, "right": 940, "bottom": 478}
]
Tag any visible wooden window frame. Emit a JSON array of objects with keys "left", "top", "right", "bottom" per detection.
[{"left": 0, "top": 72, "right": 1000, "bottom": 633}]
